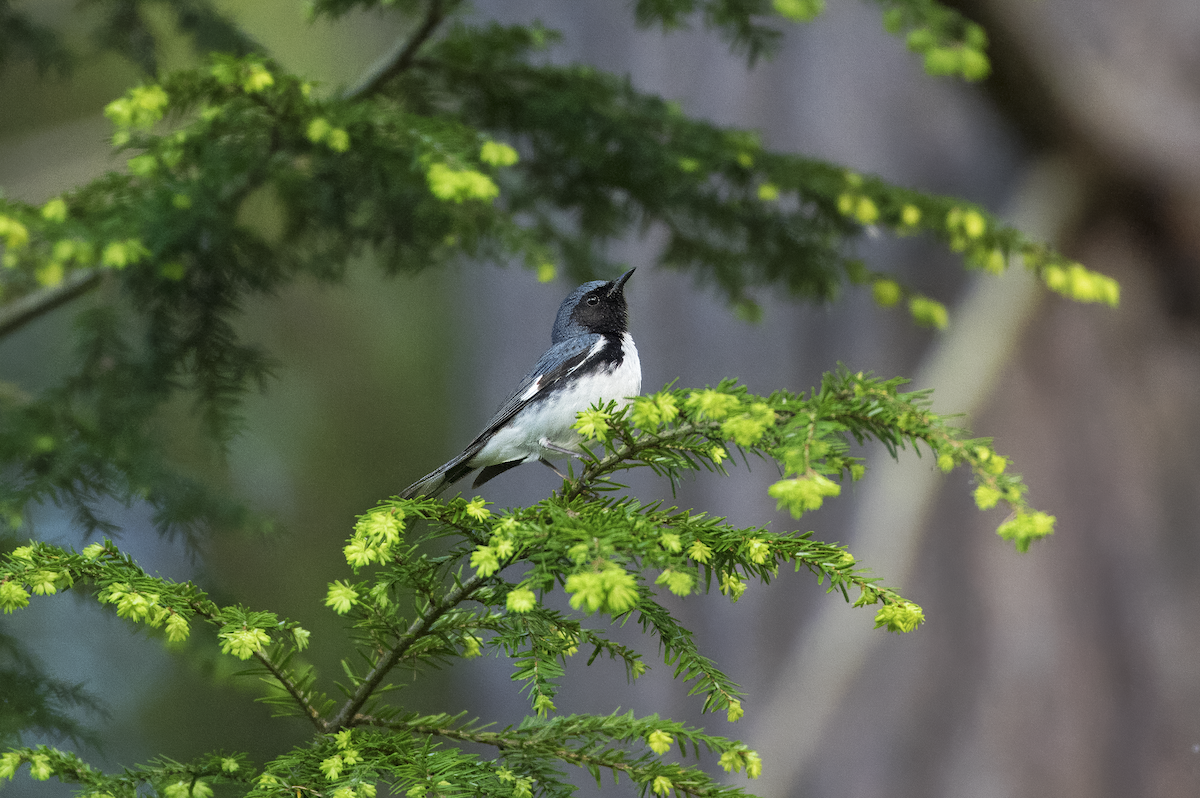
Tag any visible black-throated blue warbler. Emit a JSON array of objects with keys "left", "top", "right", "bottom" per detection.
[{"left": 400, "top": 268, "right": 641, "bottom": 497}]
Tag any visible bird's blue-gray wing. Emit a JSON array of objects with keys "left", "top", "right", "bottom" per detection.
[
  {"left": 398, "top": 335, "right": 599, "bottom": 497},
  {"left": 473, "top": 334, "right": 600, "bottom": 440}
]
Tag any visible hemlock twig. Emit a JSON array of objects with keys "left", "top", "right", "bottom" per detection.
[
  {"left": 342, "top": 0, "right": 446, "bottom": 99},
  {"left": 0, "top": 269, "right": 103, "bottom": 338}
]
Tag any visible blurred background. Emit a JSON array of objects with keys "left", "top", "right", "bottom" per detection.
[{"left": 2, "top": 0, "right": 1199, "bottom": 796}]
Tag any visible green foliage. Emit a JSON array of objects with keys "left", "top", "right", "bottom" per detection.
[
  {"left": 874, "top": 0, "right": 993, "bottom": 80},
  {"left": 0, "top": 0, "right": 1108, "bottom": 796},
  {"left": 1, "top": 375, "right": 1054, "bottom": 794}
]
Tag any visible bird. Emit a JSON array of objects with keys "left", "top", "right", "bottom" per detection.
[{"left": 400, "top": 268, "right": 641, "bottom": 498}]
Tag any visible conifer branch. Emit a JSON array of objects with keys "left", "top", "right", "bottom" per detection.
[
  {"left": 343, "top": 0, "right": 447, "bottom": 99},
  {"left": 0, "top": 269, "right": 102, "bottom": 338},
  {"left": 559, "top": 421, "right": 716, "bottom": 501},
  {"left": 355, "top": 713, "right": 737, "bottom": 798},
  {"left": 249, "top": 649, "right": 327, "bottom": 730},
  {"left": 327, "top": 569, "right": 487, "bottom": 731},
  {"left": 405, "top": 725, "right": 712, "bottom": 796}
]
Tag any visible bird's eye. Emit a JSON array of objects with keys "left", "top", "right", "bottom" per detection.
[{"left": 586, "top": 296, "right": 600, "bottom": 305}]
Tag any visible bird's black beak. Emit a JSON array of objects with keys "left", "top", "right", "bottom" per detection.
[{"left": 608, "top": 268, "right": 635, "bottom": 297}]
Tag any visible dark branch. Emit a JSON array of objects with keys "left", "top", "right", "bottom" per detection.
[
  {"left": 251, "top": 650, "right": 327, "bottom": 732},
  {"left": 0, "top": 270, "right": 103, "bottom": 339},
  {"left": 559, "top": 421, "right": 716, "bottom": 502},
  {"left": 342, "top": 0, "right": 447, "bottom": 99},
  {"left": 326, "top": 569, "right": 486, "bottom": 730}
]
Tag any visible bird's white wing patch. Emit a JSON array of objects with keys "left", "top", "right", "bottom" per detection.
[
  {"left": 569, "top": 337, "right": 607, "bottom": 375},
  {"left": 519, "top": 375, "right": 543, "bottom": 401},
  {"left": 519, "top": 337, "right": 603, "bottom": 401}
]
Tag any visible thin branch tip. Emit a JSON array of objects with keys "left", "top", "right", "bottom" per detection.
[
  {"left": 0, "top": 270, "right": 103, "bottom": 339},
  {"left": 342, "top": 0, "right": 447, "bottom": 99}
]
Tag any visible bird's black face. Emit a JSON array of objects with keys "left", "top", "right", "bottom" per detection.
[{"left": 571, "top": 270, "right": 632, "bottom": 335}]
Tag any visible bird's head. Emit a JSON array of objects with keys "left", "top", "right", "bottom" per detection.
[{"left": 551, "top": 268, "right": 634, "bottom": 342}]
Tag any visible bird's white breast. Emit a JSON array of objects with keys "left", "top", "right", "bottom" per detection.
[{"left": 473, "top": 333, "right": 641, "bottom": 467}]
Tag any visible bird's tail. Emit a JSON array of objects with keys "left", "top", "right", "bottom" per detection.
[{"left": 399, "top": 453, "right": 476, "bottom": 499}]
